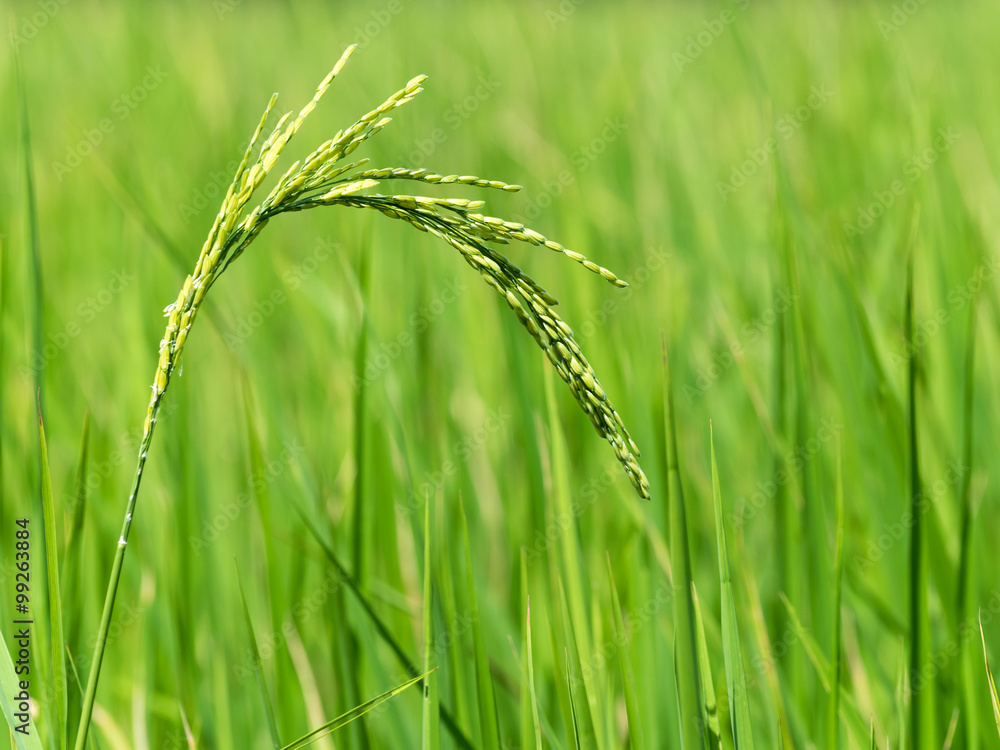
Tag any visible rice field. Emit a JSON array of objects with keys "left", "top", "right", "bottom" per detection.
[{"left": 2, "top": 1, "right": 1000, "bottom": 748}]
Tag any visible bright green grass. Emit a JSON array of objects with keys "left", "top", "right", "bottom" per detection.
[{"left": 2, "top": 0, "right": 1000, "bottom": 747}]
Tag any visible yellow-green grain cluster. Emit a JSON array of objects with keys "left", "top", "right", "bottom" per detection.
[{"left": 143, "top": 43, "right": 648, "bottom": 499}]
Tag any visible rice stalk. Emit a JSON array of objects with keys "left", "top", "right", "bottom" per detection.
[{"left": 74, "top": 43, "right": 648, "bottom": 748}]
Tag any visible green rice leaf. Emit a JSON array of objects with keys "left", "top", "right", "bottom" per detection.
[
  {"left": 460, "top": 493, "right": 501, "bottom": 750},
  {"left": 692, "top": 586, "right": 721, "bottom": 750},
  {"left": 421, "top": 495, "right": 440, "bottom": 750},
  {"left": 281, "top": 671, "right": 430, "bottom": 750},
  {"left": 607, "top": 553, "right": 644, "bottom": 749},
  {"left": 827, "top": 439, "right": 845, "bottom": 750},
  {"left": 662, "top": 339, "right": 706, "bottom": 750},
  {"left": 38, "top": 408, "right": 67, "bottom": 750},
  {"left": 979, "top": 612, "right": 1000, "bottom": 738},
  {"left": 709, "top": 425, "right": 754, "bottom": 749},
  {"left": 234, "top": 559, "right": 281, "bottom": 748}
]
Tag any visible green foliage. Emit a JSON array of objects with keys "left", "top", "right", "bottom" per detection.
[{"left": 1, "top": 1, "right": 998, "bottom": 747}]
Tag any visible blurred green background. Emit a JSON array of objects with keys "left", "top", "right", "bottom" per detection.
[{"left": 2, "top": 0, "right": 1000, "bottom": 747}]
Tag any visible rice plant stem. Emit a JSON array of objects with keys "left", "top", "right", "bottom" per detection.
[{"left": 74, "top": 418, "right": 157, "bottom": 750}]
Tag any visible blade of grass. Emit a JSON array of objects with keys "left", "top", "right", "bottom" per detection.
[
  {"left": 905, "top": 234, "right": 935, "bottom": 749},
  {"left": 709, "top": 424, "right": 755, "bottom": 750},
  {"left": 691, "top": 585, "right": 721, "bottom": 750},
  {"left": 606, "top": 553, "right": 644, "bottom": 749},
  {"left": 566, "top": 648, "right": 583, "bottom": 750},
  {"left": 421, "top": 495, "right": 440, "bottom": 750},
  {"left": 544, "top": 367, "right": 604, "bottom": 746},
  {"left": 460, "top": 493, "right": 501, "bottom": 750},
  {"left": 15, "top": 46, "right": 43, "bottom": 419},
  {"left": 527, "top": 596, "right": 543, "bottom": 750},
  {"left": 281, "top": 671, "right": 430, "bottom": 750},
  {"left": 38, "top": 406, "right": 67, "bottom": 750},
  {"left": 521, "top": 549, "right": 543, "bottom": 750},
  {"left": 662, "top": 337, "right": 706, "bottom": 750},
  {"left": 979, "top": 612, "right": 1000, "bottom": 738},
  {"left": 241, "top": 378, "right": 291, "bottom": 737},
  {"left": 0, "top": 234, "right": 6, "bottom": 515},
  {"left": 827, "top": 439, "right": 845, "bottom": 750},
  {"left": 234, "top": 559, "right": 281, "bottom": 749},
  {"left": 956, "top": 301, "right": 978, "bottom": 748}
]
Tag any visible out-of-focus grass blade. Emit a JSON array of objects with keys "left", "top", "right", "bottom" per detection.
[
  {"left": 979, "top": 612, "right": 1000, "bottom": 738},
  {"left": 691, "top": 586, "right": 721, "bottom": 750},
  {"left": 15, "top": 46, "right": 43, "bottom": 415},
  {"left": 38, "top": 407, "right": 67, "bottom": 750},
  {"left": 521, "top": 550, "right": 542, "bottom": 750},
  {"left": 281, "top": 672, "right": 430, "bottom": 750},
  {"left": 956, "top": 302, "right": 978, "bottom": 748},
  {"left": 527, "top": 599, "right": 543, "bottom": 750},
  {"left": 566, "top": 649, "right": 583, "bottom": 750},
  {"left": 421, "top": 497, "right": 440, "bottom": 750},
  {"left": 662, "top": 338, "right": 706, "bottom": 750},
  {"left": 543, "top": 368, "right": 603, "bottom": 745},
  {"left": 351, "top": 243, "right": 371, "bottom": 585},
  {"left": 741, "top": 566, "right": 792, "bottom": 748},
  {"left": 606, "top": 553, "right": 644, "bottom": 749},
  {"left": 904, "top": 225, "right": 935, "bottom": 750},
  {"left": 827, "top": 439, "right": 845, "bottom": 750},
  {"left": 460, "top": 493, "right": 501, "bottom": 749},
  {"left": 63, "top": 409, "right": 89, "bottom": 568},
  {"left": 0, "top": 235, "right": 6, "bottom": 513},
  {"left": 709, "top": 425, "right": 754, "bottom": 749},
  {"left": 234, "top": 559, "right": 281, "bottom": 749}
]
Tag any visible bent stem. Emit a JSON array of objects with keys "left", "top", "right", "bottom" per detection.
[{"left": 75, "top": 44, "right": 648, "bottom": 748}]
